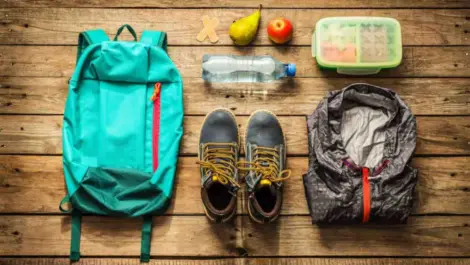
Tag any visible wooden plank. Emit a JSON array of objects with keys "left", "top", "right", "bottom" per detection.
[
  {"left": 1, "top": 156, "right": 468, "bottom": 215},
  {"left": 415, "top": 117, "right": 470, "bottom": 155},
  {"left": 240, "top": 216, "right": 470, "bottom": 256},
  {"left": 0, "top": 9, "right": 469, "bottom": 46},
  {"left": 0, "top": 115, "right": 468, "bottom": 156},
  {"left": 1, "top": 258, "right": 470, "bottom": 265},
  {"left": 0, "top": 215, "right": 241, "bottom": 256},
  {"left": 0, "top": 115, "right": 63, "bottom": 155},
  {"left": 0, "top": 215, "right": 468, "bottom": 256},
  {"left": 1, "top": 77, "right": 469, "bottom": 116},
  {"left": 2, "top": 0, "right": 470, "bottom": 8},
  {"left": 1, "top": 46, "right": 469, "bottom": 78}
]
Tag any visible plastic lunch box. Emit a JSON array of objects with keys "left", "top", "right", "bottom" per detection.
[{"left": 312, "top": 17, "right": 402, "bottom": 75}]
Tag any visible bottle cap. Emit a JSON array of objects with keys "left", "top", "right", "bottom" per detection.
[{"left": 285, "top": 63, "right": 296, "bottom": 77}]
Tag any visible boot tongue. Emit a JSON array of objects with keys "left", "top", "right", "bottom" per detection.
[
  {"left": 211, "top": 175, "right": 232, "bottom": 186},
  {"left": 259, "top": 179, "right": 272, "bottom": 187},
  {"left": 204, "top": 173, "right": 234, "bottom": 191},
  {"left": 212, "top": 175, "right": 222, "bottom": 183},
  {"left": 255, "top": 179, "right": 276, "bottom": 196}
]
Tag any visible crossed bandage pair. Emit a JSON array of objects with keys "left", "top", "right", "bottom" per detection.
[{"left": 197, "top": 15, "right": 219, "bottom": 43}]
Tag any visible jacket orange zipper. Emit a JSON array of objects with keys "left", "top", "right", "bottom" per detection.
[{"left": 362, "top": 167, "right": 371, "bottom": 223}]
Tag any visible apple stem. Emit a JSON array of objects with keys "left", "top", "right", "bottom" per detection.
[{"left": 259, "top": 4, "right": 262, "bottom": 10}]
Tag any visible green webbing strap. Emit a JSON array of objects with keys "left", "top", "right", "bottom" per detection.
[
  {"left": 59, "top": 195, "right": 73, "bottom": 213},
  {"left": 140, "top": 30, "right": 167, "bottom": 51},
  {"left": 140, "top": 216, "right": 153, "bottom": 262},
  {"left": 114, "top": 24, "right": 137, "bottom": 41},
  {"left": 70, "top": 210, "right": 82, "bottom": 262},
  {"left": 77, "top": 29, "right": 109, "bottom": 62}
]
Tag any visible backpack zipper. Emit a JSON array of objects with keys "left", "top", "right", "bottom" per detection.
[{"left": 151, "top": 83, "right": 162, "bottom": 171}]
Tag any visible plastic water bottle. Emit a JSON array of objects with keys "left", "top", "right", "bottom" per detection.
[{"left": 202, "top": 55, "right": 296, "bottom": 83}]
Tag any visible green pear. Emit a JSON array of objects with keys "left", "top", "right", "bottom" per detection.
[{"left": 229, "top": 5, "right": 261, "bottom": 46}]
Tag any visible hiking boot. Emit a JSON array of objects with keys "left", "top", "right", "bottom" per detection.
[
  {"left": 240, "top": 110, "right": 291, "bottom": 223},
  {"left": 198, "top": 108, "right": 240, "bottom": 223}
]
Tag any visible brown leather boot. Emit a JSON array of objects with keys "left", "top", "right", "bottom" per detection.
[
  {"left": 198, "top": 108, "right": 240, "bottom": 223},
  {"left": 240, "top": 110, "right": 291, "bottom": 223}
]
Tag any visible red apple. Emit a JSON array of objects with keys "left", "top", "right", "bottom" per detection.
[{"left": 267, "top": 17, "right": 293, "bottom": 44}]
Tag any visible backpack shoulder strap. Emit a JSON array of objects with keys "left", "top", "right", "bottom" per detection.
[
  {"left": 77, "top": 29, "right": 109, "bottom": 62},
  {"left": 70, "top": 210, "right": 82, "bottom": 261},
  {"left": 140, "top": 30, "right": 167, "bottom": 51},
  {"left": 140, "top": 216, "right": 153, "bottom": 262},
  {"left": 58, "top": 196, "right": 82, "bottom": 261}
]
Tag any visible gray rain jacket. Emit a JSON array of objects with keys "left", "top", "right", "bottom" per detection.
[{"left": 303, "top": 83, "right": 417, "bottom": 224}]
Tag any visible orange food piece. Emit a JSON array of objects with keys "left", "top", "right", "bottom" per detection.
[
  {"left": 321, "top": 42, "right": 356, "bottom": 62},
  {"left": 342, "top": 43, "right": 356, "bottom": 62}
]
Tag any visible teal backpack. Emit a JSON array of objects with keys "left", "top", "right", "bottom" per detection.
[{"left": 60, "top": 25, "right": 183, "bottom": 262}]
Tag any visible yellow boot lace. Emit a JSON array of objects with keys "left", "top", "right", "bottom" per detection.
[
  {"left": 196, "top": 142, "right": 240, "bottom": 187},
  {"left": 237, "top": 146, "right": 291, "bottom": 184}
]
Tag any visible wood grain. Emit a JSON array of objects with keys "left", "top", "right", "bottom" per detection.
[
  {"left": 414, "top": 117, "right": 470, "bottom": 155},
  {"left": 1, "top": 156, "right": 469, "bottom": 215},
  {"left": 0, "top": 215, "right": 241, "bottom": 257},
  {"left": 0, "top": 115, "right": 468, "bottom": 156},
  {"left": 1, "top": 258, "right": 470, "bottom": 265},
  {"left": 1, "top": 77, "right": 469, "bottom": 116},
  {"left": 1, "top": 46, "right": 469, "bottom": 78},
  {"left": 0, "top": 215, "right": 468, "bottom": 256},
  {"left": 2, "top": 0, "right": 470, "bottom": 8},
  {"left": 0, "top": 8, "right": 469, "bottom": 45},
  {"left": 240, "top": 216, "right": 470, "bottom": 256}
]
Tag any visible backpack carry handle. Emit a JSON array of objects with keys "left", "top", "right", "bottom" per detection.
[{"left": 114, "top": 24, "right": 138, "bottom": 41}]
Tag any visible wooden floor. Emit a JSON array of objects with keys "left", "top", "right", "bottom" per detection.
[{"left": 0, "top": 0, "right": 469, "bottom": 264}]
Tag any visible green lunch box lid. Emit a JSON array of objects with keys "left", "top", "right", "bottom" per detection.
[{"left": 312, "top": 17, "right": 402, "bottom": 75}]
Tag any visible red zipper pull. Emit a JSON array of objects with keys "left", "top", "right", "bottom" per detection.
[{"left": 150, "top": 82, "right": 161, "bottom": 101}]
